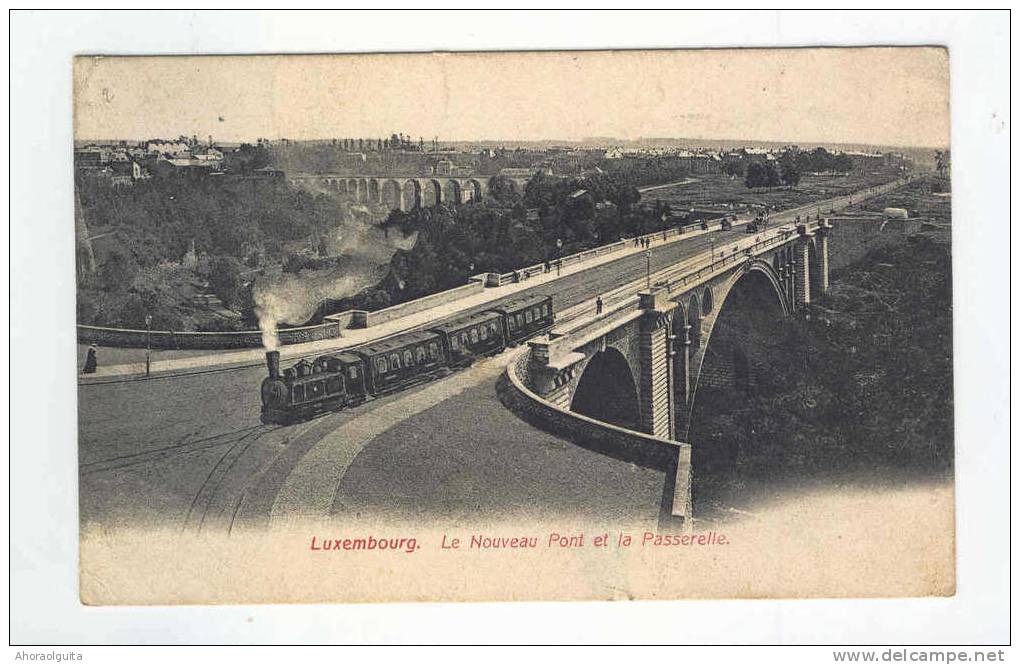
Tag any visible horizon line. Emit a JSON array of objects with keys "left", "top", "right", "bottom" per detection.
[{"left": 73, "top": 134, "right": 949, "bottom": 151}]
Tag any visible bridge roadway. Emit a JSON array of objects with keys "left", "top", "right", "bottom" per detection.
[{"left": 78, "top": 178, "right": 911, "bottom": 533}]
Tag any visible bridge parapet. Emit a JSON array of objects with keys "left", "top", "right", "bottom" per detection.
[
  {"left": 536, "top": 305, "right": 643, "bottom": 366},
  {"left": 541, "top": 225, "right": 809, "bottom": 363},
  {"left": 501, "top": 347, "right": 692, "bottom": 523}
]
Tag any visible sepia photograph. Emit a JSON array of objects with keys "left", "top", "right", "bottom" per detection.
[
  {"left": 72, "top": 47, "right": 955, "bottom": 604},
  {"left": 8, "top": 8, "right": 1011, "bottom": 650}
]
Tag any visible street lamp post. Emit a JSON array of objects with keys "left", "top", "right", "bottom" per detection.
[
  {"left": 556, "top": 238, "right": 563, "bottom": 276},
  {"left": 645, "top": 248, "right": 652, "bottom": 291},
  {"left": 145, "top": 314, "right": 153, "bottom": 378}
]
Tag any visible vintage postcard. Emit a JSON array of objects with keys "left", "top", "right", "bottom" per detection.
[{"left": 74, "top": 48, "right": 953, "bottom": 604}]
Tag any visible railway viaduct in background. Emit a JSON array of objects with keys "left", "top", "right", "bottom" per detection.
[
  {"left": 506, "top": 220, "right": 834, "bottom": 522},
  {"left": 288, "top": 173, "right": 533, "bottom": 211}
]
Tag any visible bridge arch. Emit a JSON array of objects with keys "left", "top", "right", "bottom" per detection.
[
  {"left": 442, "top": 179, "right": 462, "bottom": 206},
  {"left": 671, "top": 298, "right": 689, "bottom": 340},
  {"left": 423, "top": 179, "right": 443, "bottom": 207},
  {"left": 381, "top": 179, "right": 402, "bottom": 210},
  {"left": 368, "top": 178, "right": 381, "bottom": 205},
  {"left": 701, "top": 286, "right": 715, "bottom": 316},
  {"left": 402, "top": 179, "right": 422, "bottom": 210},
  {"left": 688, "top": 293, "right": 702, "bottom": 350},
  {"left": 464, "top": 178, "right": 483, "bottom": 203},
  {"left": 671, "top": 299, "right": 690, "bottom": 418},
  {"left": 684, "top": 260, "right": 790, "bottom": 448},
  {"left": 570, "top": 347, "right": 640, "bottom": 430}
]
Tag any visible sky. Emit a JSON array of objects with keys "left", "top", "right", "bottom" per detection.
[{"left": 73, "top": 48, "right": 950, "bottom": 148}]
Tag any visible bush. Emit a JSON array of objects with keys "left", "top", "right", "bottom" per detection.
[
  {"left": 208, "top": 256, "right": 243, "bottom": 308},
  {"left": 98, "top": 249, "right": 139, "bottom": 291}
]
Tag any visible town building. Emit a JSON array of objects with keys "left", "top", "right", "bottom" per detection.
[
  {"left": 154, "top": 156, "right": 218, "bottom": 177},
  {"left": 434, "top": 159, "right": 454, "bottom": 176},
  {"left": 146, "top": 140, "right": 191, "bottom": 158},
  {"left": 499, "top": 166, "right": 554, "bottom": 178}
]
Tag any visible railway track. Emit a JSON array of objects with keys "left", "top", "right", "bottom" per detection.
[
  {"left": 79, "top": 424, "right": 275, "bottom": 476},
  {"left": 181, "top": 426, "right": 270, "bottom": 534}
]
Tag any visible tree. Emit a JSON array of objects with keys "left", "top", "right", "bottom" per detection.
[
  {"left": 934, "top": 150, "right": 949, "bottom": 176},
  {"left": 614, "top": 185, "right": 641, "bottom": 213},
  {"left": 563, "top": 193, "right": 596, "bottom": 229},
  {"left": 524, "top": 171, "right": 560, "bottom": 208},
  {"left": 722, "top": 159, "right": 745, "bottom": 177},
  {"left": 359, "top": 287, "right": 391, "bottom": 310},
  {"left": 488, "top": 175, "right": 522, "bottom": 204},
  {"left": 744, "top": 162, "right": 767, "bottom": 190},
  {"left": 208, "top": 256, "right": 243, "bottom": 309},
  {"left": 778, "top": 153, "right": 801, "bottom": 187},
  {"left": 98, "top": 248, "right": 139, "bottom": 291}
]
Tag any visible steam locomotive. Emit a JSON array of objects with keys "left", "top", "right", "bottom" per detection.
[{"left": 260, "top": 294, "right": 554, "bottom": 424}]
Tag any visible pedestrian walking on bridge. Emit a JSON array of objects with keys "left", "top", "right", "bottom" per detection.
[
  {"left": 83, "top": 344, "right": 98, "bottom": 374},
  {"left": 596, "top": 294, "right": 604, "bottom": 315}
]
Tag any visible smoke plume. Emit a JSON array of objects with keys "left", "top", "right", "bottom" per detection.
[{"left": 252, "top": 210, "right": 418, "bottom": 351}]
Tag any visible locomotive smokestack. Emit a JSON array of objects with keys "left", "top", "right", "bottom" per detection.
[{"left": 266, "top": 350, "right": 280, "bottom": 379}]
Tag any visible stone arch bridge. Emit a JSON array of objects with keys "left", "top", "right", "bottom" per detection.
[
  {"left": 516, "top": 221, "right": 832, "bottom": 520},
  {"left": 288, "top": 173, "right": 533, "bottom": 211}
]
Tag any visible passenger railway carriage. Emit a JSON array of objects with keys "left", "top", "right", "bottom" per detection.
[
  {"left": 354, "top": 331, "right": 447, "bottom": 395},
  {"left": 430, "top": 310, "right": 506, "bottom": 365},
  {"left": 260, "top": 294, "right": 556, "bottom": 423},
  {"left": 485, "top": 294, "right": 554, "bottom": 345}
]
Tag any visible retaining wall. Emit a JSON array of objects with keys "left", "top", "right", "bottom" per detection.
[
  {"left": 77, "top": 320, "right": 341, "bottom": 350},
  {"left": 503, "top": 348, "right": 688, "bottom": 471},
  {"left": 348, "top": 280, "right": 485, "bottom": 328},
  {"left": 827, "top": 216, "right": 923, "bottom": 272}
]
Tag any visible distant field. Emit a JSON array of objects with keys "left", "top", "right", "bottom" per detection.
[
  {"left": 859, "top": 176, "right": 952, "bottom": 226},
  {"left": 637, "top": 171, "right": 907, "bottom": 213}
]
